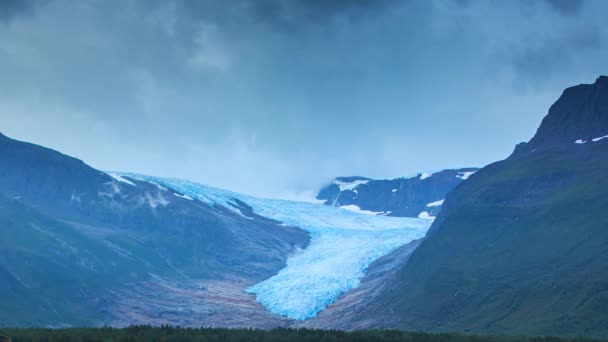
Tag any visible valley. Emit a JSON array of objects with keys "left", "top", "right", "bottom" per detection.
[{"left": 1, "top": 77, "right": 607, "bottom": 337}]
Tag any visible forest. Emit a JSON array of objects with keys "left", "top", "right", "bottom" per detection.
[{"left": 0, "top": 326, "right": 603, "bottom": 342}]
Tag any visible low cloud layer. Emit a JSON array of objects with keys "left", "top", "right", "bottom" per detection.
[{"left": 1, "top": 0, "right": 607, "bottom": 198}]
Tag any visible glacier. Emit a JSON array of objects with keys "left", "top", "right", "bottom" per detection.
[{"left": 120, "top": 174, "right": 431, "bottom": 320}]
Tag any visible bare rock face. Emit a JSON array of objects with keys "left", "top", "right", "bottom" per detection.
[{"left": 525, "top": 76, "right": 608, "bottom": 152}]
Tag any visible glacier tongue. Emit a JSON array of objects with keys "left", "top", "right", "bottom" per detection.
[
  {"left": 244, "top": 226, "right": 425, "bottom": 319},
  {"left": 120, "top": 174, "right": 431, "bottom": 320}
]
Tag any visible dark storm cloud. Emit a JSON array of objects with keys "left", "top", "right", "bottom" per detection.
[
  {"left": 246, "top": 0, "right": 393, "bottom": 25},
  {"left": 0, "top": 0, "right": 606, "bottom": 197},
  {"left": 545, "top": 0, "right": 584, "bottom": 16},
  {"left": 0, "top": 0, "right": 37, "bottom": 22},
  {"left": 174, "top": 0, "right": 393, "bottom": 25},
  {"left": 509, "top": 23, "right": 602, "bottom": 89}
]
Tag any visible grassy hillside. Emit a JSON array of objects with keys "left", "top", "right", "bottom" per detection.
[
  {"left": 356, "top": 76, "right": 608, "bottom": 337},
  {"left": 366, "top": 142, "right": 608, "bottom": 336}
]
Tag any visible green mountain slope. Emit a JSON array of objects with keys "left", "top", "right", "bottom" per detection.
[{"left": 363, "top": 76, "right": 608, "bottom": 337}]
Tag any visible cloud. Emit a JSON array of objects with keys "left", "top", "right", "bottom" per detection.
[
  {"left": 545, "top": 0, "right": 584, "bottom": 16},
  {"left": 0, "top": 0, "right": 606, "bottom": 197},
  {"left": 0, "top": 0, "right": 37, "bottom": 22},
  {"left": 248, "top": 0, "right": 393, "bottom": 25},
  {"left": 171, "top": 0, "right": 394, "bottom": 28},
  {"left": 188, "top": 23, "right": 231, "bottom": 71}
]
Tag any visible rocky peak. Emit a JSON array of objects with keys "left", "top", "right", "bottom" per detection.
[{"left": 520, "top": 76, "right": 608, "bottom": 153}]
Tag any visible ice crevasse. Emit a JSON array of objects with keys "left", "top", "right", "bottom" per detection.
[{"left": 122, "top": 174, "right": 432, "bottom": 320}]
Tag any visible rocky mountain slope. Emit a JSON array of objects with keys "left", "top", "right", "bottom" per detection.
[
  {"left": 0, "top": 132, "right": 309, "bottom": 327},
  {"left": 350, "top": 76, "right": 608, "bottom": 337},
  {"left": 316, "top": 169, "right": 478, "bottom": 218},
  {"left": 0, "top": 132, "right": 431, "bottom": 328}
]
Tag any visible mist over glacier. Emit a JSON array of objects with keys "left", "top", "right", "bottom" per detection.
[{"left": 122, "top": 174, "right": 431, "bottom": 320}]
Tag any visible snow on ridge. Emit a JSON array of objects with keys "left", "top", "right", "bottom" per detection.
[
  {"left": 457, "top": 171, "right": 476, "bottom": 180},
  {"left": 426, "top": 199, "right": 444, "bottom": 207},
  {"left": 173, "top": 193, "right": 193, "bottom": 200},
  {"left": 146, "top": 180, "right": 168, "bottom": 191},
  {"left": 592, "top": 135, "right": 608, "bottom": 142},
  {"left": 575, "top": 139, "right": 586, "bottom": 144},
  {"left": 333, "top": 179, "right": 369, "bottom": 191},
  {"left": 116, "top": 173, "right": 431, "bottom": 321},
  {"left": 106, "top": 172, "right": 136, "bottom": 186},
  {"left": 419, "top": 172, "right": 431, "bottom": 180}
]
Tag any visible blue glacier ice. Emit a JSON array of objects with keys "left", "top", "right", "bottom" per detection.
[{"left": 120, "top": 173, "right": 431, "bottom": 320}]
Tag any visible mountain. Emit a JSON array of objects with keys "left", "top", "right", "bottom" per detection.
[
  {"left": 4, "top": 77, "right": 605, "bottom": 335},
  {"left": 0, "top": 132, "right": 431, "bottom": 328},
  {"left": 348, "top": 76, "right": 608, "bottom": 337},
  {"left": 316, "top": 168, "right": 479, "bottom": 218},
  {"left": 127, "top": 176, "right": 430, "bottom": 321},
  {"left": 0, "top": 132, "right": 309, "bottom": 327}
]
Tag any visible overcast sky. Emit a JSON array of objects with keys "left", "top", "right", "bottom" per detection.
[{"left": 1, "top": 0, "right": 607, "bottom": 198}]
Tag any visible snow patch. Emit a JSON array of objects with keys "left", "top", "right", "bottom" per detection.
[
  {"left": 426, "top": 199, "right": 444, "bottom": 207},
  {"left": 575, "top": 135, "right": 608, "bottom": 144},
  {"left": 419, "top": 172, "right": 431, "bottom": 180},
  {"left": 457, "top": 171, "right": 476, "bottom": 180},
  {"left": 99, "top": 181, "right": 122, "bottom": 198},
  {"left": 70, "top": 193, "right": 81, "bottom": 203},
  {"left": 333, "top": 179, "right": 369, "bottom": 191},
  {"left": 106, "top": 172, "right": 136, "bottom": 186},
  {"left": 392, "top": 189, "right": 398, "bottom": 193},
  {"left": 173, "top": 193, "right": 193, "bottom": 200},
  {"left": 147, "top": 181, "right": 168, "bottom": 191},
  {"left": 340, "top": 205, "right": 381, "bottom": 216},
  {"left": 417, "top": 211, "right": 435, "bottom": 220},
  {"left": 145, "top": 192, "right": 169, "bottom": 208}
]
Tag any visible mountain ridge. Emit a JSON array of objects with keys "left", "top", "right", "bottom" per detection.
[
  {"left": 316, "top": 168, "right": 479, "bottom": 218},
  {"left": 0, "top": 132, "right": 309, "bottom": 327},
  {"left": 349, "top": 75, "right": 608, "bottom": 337}
]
